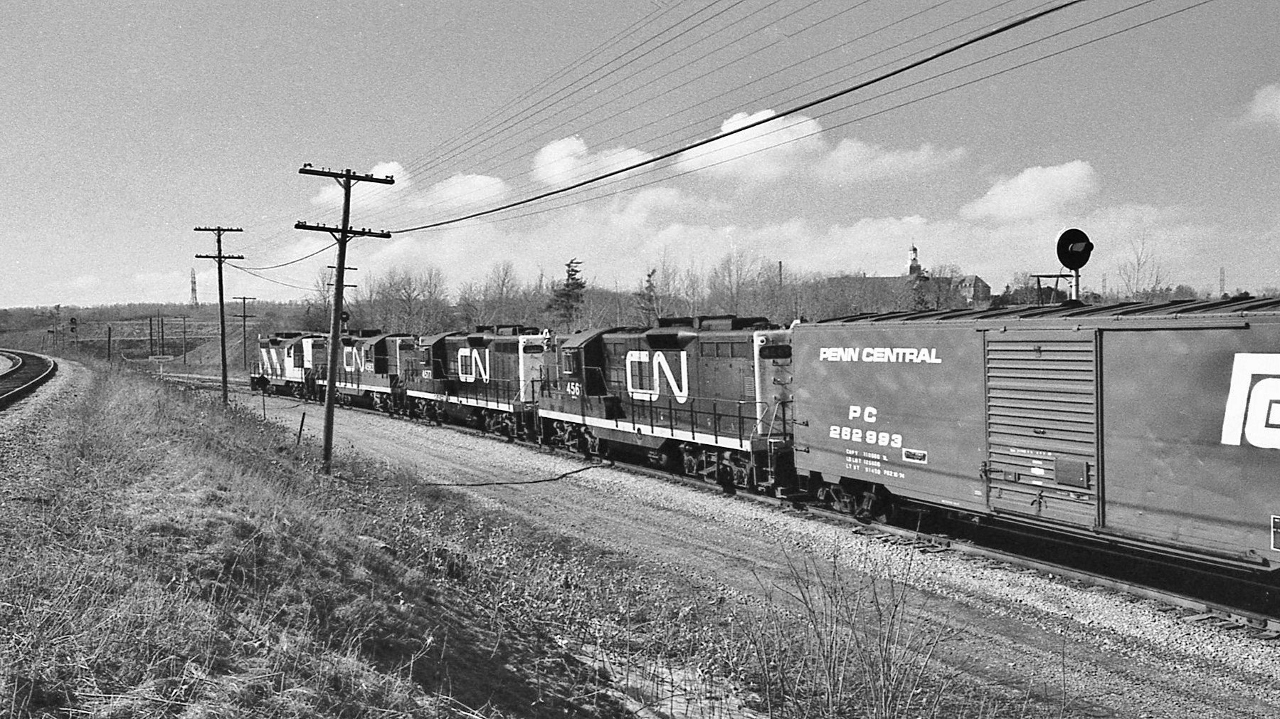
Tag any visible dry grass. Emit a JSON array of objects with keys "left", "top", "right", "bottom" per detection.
[{"left": 0, "top": 365, "right": 1060, "bottom": 718}]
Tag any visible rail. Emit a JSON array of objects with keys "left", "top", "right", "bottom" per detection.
[{"left": 0, "top": 350, "right": 58, "bottom": 410}]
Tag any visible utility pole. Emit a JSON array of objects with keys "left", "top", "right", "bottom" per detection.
[
  {"left": 295, "top": 165, "right": 393, "bottom": 473},
  {"left": 179, "top": 315, "right": 189, "bottom": 365},
  {"left": 233, "top": 296, "right": 256, "bottom": 369},
  {"left": 195, "top": 226, "right": 244, "bottom": 404}
]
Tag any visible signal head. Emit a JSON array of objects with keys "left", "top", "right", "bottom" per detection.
[{"left": 1057, "top": 228, "right": 1093, "bottom": 271}]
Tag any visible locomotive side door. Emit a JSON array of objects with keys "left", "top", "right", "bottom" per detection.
[{"left": 983, "top": 329, "right": 1103, "bottom": 529}]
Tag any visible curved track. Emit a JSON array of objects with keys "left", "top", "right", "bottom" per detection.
[{"left": 0, "top": 350, "right": 58, "bottom": 410}]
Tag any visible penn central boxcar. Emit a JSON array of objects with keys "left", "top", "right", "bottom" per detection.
[{"left": 790, "top": 297, "right": 1280, "bottom": 571}]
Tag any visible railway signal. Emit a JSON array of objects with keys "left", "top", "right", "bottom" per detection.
[{"left": 1057, "top": 228, "right": 1093, "bottom": 302}]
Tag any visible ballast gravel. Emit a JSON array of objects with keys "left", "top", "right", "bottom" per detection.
[
  {"left": 249, "top": 398, "right": 1280, "bottom": 719},
  {"left": 24, "top": 368, "right": 1279, "bottom": 716}
]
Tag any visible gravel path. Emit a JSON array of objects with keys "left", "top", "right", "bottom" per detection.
[
  {"left": 0, "top": 360, "right": 88, "bottom": 529},
  {"left": 245, "top": 396, "right": 1280, "bottom": 719}
]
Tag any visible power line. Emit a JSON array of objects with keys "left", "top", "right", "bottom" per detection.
[
  {"left": 392, "top": 0, "right": 1211, "bottom": 232},
  {"left": 390, "top": 0, "right": 1087, "bottom": 235},
  {"left": 236, "top": 241, "right": 337, "bottom": 271},
  {"left": 362, "top": 0, "right": 1031, "bottom": 230},
  {"left": 237, "top": 0, "right": 1210, "bottom": 281}
]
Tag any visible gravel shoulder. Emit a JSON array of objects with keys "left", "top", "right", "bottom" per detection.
[{"left": 249, "top": 395, "right": 1280, "bottom": 719}]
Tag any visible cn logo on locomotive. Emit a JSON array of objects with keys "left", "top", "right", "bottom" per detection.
[
  {"left": 458, "top": 348, "right": 491, "bottom": 383},
  {"left": 1220, "top": 353, "right": 1280, "bottom": 449},
  {"left": 625, "top": 350, "right": 689, "bottom": 404}
]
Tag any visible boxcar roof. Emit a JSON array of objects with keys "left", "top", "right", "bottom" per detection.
[{"left": 808, "top": 297, "right": 1280, "bottom": 328}]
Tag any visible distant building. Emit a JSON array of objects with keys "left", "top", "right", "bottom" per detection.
[{"left": 820, "top": 247, "right": 990, "bottom": 315}]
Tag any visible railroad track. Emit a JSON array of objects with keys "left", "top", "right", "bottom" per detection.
[
  {"left": 181, "top": 376, "right": 1280, "bottom": 638},
  {"left": 613, "top": 457, "right": 1280, "bottom": 638},
  {"left": 0, "top": 350, "right": 57, "bottom": 410}
]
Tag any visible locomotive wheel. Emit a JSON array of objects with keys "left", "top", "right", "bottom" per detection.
[
  {"left": 828, "top": 486, "right": 855, "bottom": 514},
  {"left": 582, "top": 430, "right": 599, "bottom": 458},
  {"left": 857, "top": 489, "right": 896, "bottom": 524},
  {"left": 681, "top": 449, "right": 698, "bottom": 477}
]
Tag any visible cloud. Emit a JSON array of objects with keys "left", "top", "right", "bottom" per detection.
[
  {"left": 676, "top": 110, "right": 825, "bottom": 183},
  {"left": 531, "top": 136, "right": 653, "bottom": 187},
  {"left": 1244, "top": 84, "right": 1280, "bottom": 128},
  {"left": 416, "top": 174, "right": 509, "bottom": 213},
  {"left": 959, "top": 161, "right": 1097, "bottom": 223},
  {"left": 816, "top": 139, "right": 966, "bottom": 184},
  {"left": 607, "top": 187, "right": 686, "bottom": 231},
  {"left": 309, "top": 161, "right": 407, "bottom": 209}
]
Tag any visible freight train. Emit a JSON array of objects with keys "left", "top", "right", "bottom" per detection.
[{"left": 251, "top": 296, "right": 1280, "bottom": 575}]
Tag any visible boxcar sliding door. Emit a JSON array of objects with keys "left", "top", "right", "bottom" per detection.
[{"left": 984, "top": 329, "right": 1103, "bottom": 529}]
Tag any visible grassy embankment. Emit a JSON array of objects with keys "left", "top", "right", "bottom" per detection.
[{"left": 1, "top": 364, "right": 1056, "bottom": 718}]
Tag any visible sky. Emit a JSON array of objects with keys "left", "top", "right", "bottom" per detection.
[{"left": 2, "top": 0, "right": 1278, "bottom": 310}]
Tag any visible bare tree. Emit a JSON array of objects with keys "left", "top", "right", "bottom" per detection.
[
  {"left": 1118, "top": 236, "right": 1167, "bottom": 300},
  {"left": 707, "top": 247, "right": 762, "bottom": 315},
  {"left": 302, "top": 269, "right": 334, "bottom": 331},
  {"left": 674, "top": 264, "right": 706, "bottom": 317}
]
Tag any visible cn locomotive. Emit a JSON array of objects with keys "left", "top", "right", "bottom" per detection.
[{"left": 251, "top": 296, "right": 1280, "bottom": 574}]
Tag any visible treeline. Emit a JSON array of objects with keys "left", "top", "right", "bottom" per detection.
[
  {"left": 6, "top": 248, "right": 1277, "bottom": 342},
  {"left": 321, "top": 252, "right": 977, "bottom": 336}
]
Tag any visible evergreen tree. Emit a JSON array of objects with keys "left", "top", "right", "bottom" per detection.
[{"left": 547, "top": 258, "right": 587, "bottom": 330}]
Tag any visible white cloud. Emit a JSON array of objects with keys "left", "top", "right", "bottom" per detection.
[
  {"left": 676, "top": 110, "right": 825, "bottom": 183},
  {"left": 417, "top": 174, "right": 509, "bottom": 212},
  {"left": 816, "top": 139, "right": 966, "bottom": 184},
  {"left": 531, "top": 136, "right": 653, "bottom": 187},
  {"left": 607, "top": 187, "right": 686, "bottom": 231},
  {"left": 959, "top": 161, "right": 1097, "bottom": 223},
  {"left": 310, "top": 161, "right": 407, "bottom": 209},
  {"left": 1244, "top": 84, "right": 1280, "bottom": 128}
]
